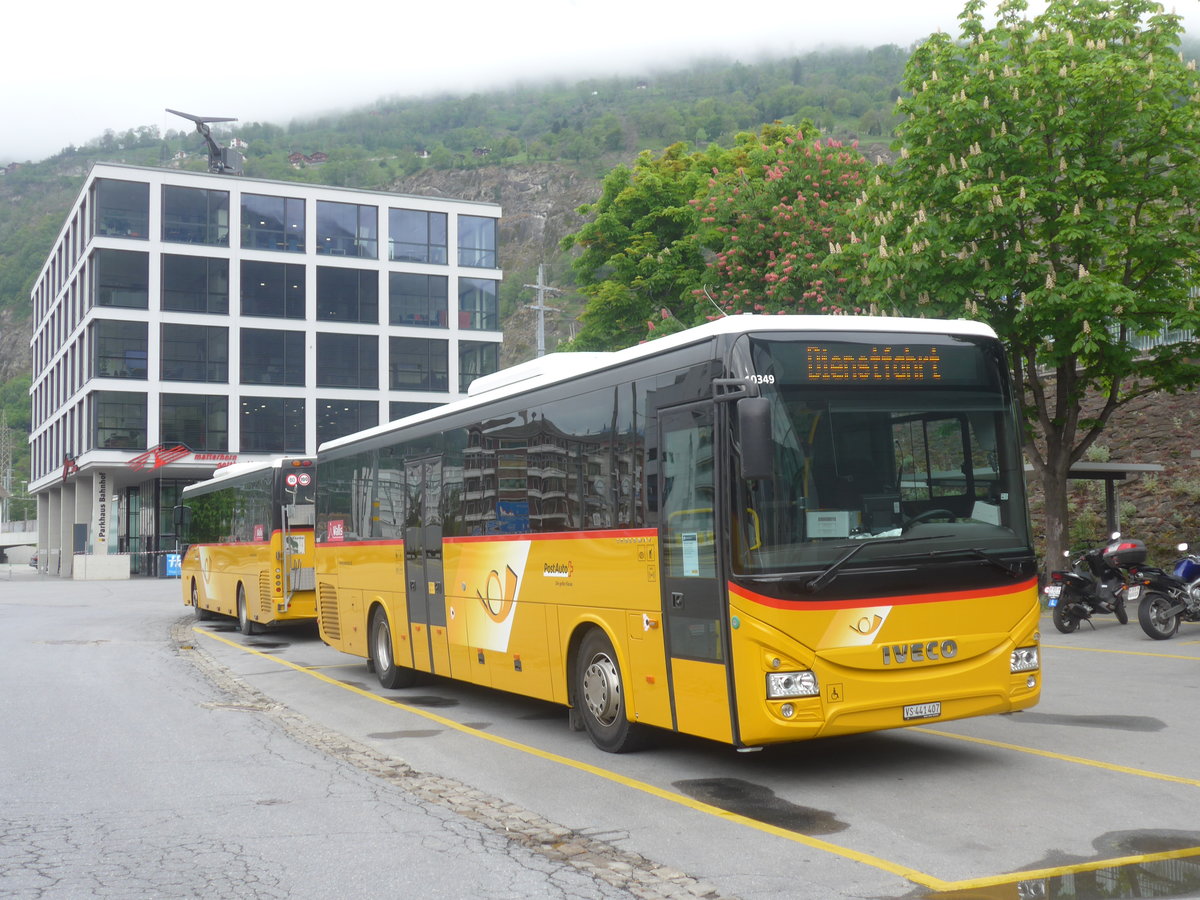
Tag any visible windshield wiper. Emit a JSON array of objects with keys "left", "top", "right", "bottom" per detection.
[
  {"left": 921, "top": 546, "right": 1023, "bottom": 578},
  {"left": 805, "top": 534, "right": 951, "bottom": 594}
]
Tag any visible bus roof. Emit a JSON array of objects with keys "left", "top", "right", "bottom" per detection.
[
  {"left": 181, "top": 456, "right": 312, "bottom": 496},
  {"left": 319, "top": 313, "right": 998, "bottom": 455}
]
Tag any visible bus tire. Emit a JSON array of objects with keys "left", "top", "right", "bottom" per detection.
[
  {"left": 191, "top": 579, "right": 213, "bottom": 621},
  {"left": 237, "top": 585, "right": 256, "bottom": 636},
  {"left": 575, "top": 629, "right": 647, "bottom": 753},
  {"left": 370, "top": 607, "right": 415, "bottom": 689}
]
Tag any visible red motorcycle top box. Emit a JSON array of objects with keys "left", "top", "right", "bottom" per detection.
[{"left": 1103, "top": 538, "right": 1147, "bottom": 567}]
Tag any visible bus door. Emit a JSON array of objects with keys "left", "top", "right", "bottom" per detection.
[
  {"left": 281, "top": 506, "right": 315, "bottom": 606},
  {"left": 404, "top": 457, "right": 450, "bottom": 675},
  {"left": 655, "top": 402, "right": 734, "bottom": 744}
]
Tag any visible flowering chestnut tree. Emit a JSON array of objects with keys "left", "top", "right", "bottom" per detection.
[
  {"left": 561, "top": 124, "right": 870, "bottom": 349},
  {"left": 693, "top": 125, "right": 870, "bottom": 316},
  {"left": 845, "top": 0, "right": 1200, "bottom": 568}
]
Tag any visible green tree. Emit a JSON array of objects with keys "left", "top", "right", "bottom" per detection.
[
  {"left": 844, "top": 0, "right": 1200, "bottom": 568},
  {"left": 560, "top": 143, "right": 717, "bottom": 350}
]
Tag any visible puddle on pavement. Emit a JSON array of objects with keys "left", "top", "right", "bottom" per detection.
[
  {"left": 519, "top": 709, "right": 565, "bottom": 721},
  {"left": 906, "top": 830, "right": 1200, "bottom": 900},
  {"left": 1012, "top": 712, "right": 1166, "bottom": 733},
  {"left": 671, "top": 777, "right": 847, "bottom": 836},
  {"left": 398, "top": 695, "right": 460, "bottom": 708}
]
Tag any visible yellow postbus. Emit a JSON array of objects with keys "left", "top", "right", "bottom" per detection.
[
  {"left": 314, "top": 316, "right": 1041, "bottom": 752},
  {"left": 178, "top": 457, "right": 318, "bottom": 635}
]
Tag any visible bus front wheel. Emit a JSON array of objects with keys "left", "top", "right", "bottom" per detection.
[
  {"left": 191, "top": 579, "right": 213, "bottom": 621},
  {"left": 575, "top": 629, "right": 646, "bottom": 753},
  {"left": 370, "top": 608, "right": 415, "bottom": 689},
  {"left": 237, "top": 585, "right": 256, "bottom": 636}
]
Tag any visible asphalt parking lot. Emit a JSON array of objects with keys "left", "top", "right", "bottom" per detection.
[
  {"left": 184, "top": 593, "right": 1200, "bottom": 900},
  {"left": 6, "top": 567, "right": 1200, "bottom": 899}
]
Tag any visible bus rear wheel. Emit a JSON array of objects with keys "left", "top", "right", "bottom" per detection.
[
  {"left": 575, "top": 629, "right": 646, "bottom": 753},
  {"left": 237, "top": 585, "right": 256, "bottom": 636},
  {"left": 191, "top": 579, "right": 213, "bottom": 621},
  {"left": 370, "top": 608, "right": 415, "bottom": 689}
]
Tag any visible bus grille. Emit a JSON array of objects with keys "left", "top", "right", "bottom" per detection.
[
  {"left": 258, "top": 572, "right": 272, "bottom": 619},
  {"left": 319, "top": 582, "right": 341, "bottom": 641}
]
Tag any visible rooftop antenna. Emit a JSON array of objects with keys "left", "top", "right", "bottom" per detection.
[{"left": 166, "top": 108, "right": 243, "bottom": 175}]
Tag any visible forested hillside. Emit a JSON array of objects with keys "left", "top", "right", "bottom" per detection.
[
  {"left": 2, "top": 35, "right": 1198, "bottom": 552},
  {"left": 0, "top": 48, "right": 912, "bottom": 337},
  {"left": 0, "top": 46, "right": 916, "bottom": 520}
]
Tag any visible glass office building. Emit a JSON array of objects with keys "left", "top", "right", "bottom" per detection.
[{"left": 29, "top": 163, "right": 502, "bottom": 577}]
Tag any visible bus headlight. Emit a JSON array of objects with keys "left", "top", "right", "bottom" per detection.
[
  {"left": 1010, "top": 646, "right": 1039, "bottom": 673},
  {"left": 766, "top": 670, "right": 819, "bottom": 699}
]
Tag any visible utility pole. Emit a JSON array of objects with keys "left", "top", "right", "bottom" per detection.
[
  {"left": 0, "top": 410, "right": 11, "bottom": 526},
  {"left": 523, "top": 264, "right": 563, "bottom": 358}
]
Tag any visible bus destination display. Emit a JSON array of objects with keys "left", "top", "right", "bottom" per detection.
[{"left": 799, "top": 341, "right": 982, "bottom": 385}]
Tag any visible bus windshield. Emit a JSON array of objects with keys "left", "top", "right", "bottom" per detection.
[{"left": 733, "top": 332, "right": 1030, "bottom": 575}]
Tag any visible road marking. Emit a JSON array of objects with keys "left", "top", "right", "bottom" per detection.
[
  {"left": 1042, "top": 642, "right": 1200, "bottom": 661},
  {"left": 193, "top": 625, "right": 1200, "bottom": 894},
  {"left": 913, "top": 727, "right": 1200, "bottom": 787}
]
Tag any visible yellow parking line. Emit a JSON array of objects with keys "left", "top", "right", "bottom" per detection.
[
  {"left": 913, "top": 727, "right": 1200, "bottom": 787},
  {"left": 192, "top": 626, "right": 1200, "bottom": 894},
  {"left": 1042, "top": 642, "right": 1200, "bottom": 661}
]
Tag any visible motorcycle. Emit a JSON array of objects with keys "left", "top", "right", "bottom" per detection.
[
  {"left": 1043, "top": 534, "right": 1145, "bottom": 634},
  {"left": 1134, "top": 543, "right": 1200, "bottom": 640}
]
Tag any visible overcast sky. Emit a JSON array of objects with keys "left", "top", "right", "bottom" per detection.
[{"left": 4, "top": 0, "right": 1197, "bottom": 163}]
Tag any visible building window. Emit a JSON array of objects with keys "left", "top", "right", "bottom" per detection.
[
  {"left": 316, "top": 200, "right": 377, "bottom": 258},
  {"left": 389, "top": 272, "right": 447, "bottom": 327},
  {"left": 93, "top": 249, "right": 148, "bottom": 309},
  {"left": 241, "top": 193, "right": 305, "bottom": 252},
  {"left": 458, "top": 215, "right": 497, "bottom": 268},
  {"left": 160, "top": 394, "right": 228, "bottom": 451},
  {"left": 92, "top": 390, "right": 147, "bottom": 449},
  {"left": 459, "top": 277, "right": 498, "bottom": 331},
  {"left": 92, "top": 320, "right": 147, "bottom": 379},
  {"left": 459, "top": 340, "right": 499, "bottom": 392},
  {"left": 317, "top": 333, "right": 378, "bottom": 389},
  {"left": 240, "top": 397, "right": 306, "bottom": 453},
  {"left": 162, "top": 255, "right": 229, "bottom": 313},
  {"left": 241, "top": 329, "right": 305, "bottom": 386},
  {"left": 241, "top": 260, "right": 305, "bottom": 319},
  {"left": 318, "top": 399, "right": 378, "bottom": 446},
  {"left": 317, "top": 266, "right": 378, "bottom": 322},
  {"left": 389, "top": 401, "right": 440, "bottom": 421},
  {"left": 389, "top": 208, "right": 447, "bottom": 263},
  {"left": 161, "top": 324, "right": 228, "bottom": 383},
  {"left": 162, "top": 185, "right": 229, "bottom": 246},
  {"left": 93, "top": 178, "right": 148, "bottom": 238},
  {"left": 389, "top": 337, "right": 448, "bottom": 392}
]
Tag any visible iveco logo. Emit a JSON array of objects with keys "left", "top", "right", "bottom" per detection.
[{"left": 882, "top": 640, "right": 958, "bottom": 665}]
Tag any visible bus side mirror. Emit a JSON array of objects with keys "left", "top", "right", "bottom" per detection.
[
  {"left": 173, "top": 504, "right": 192, "bottom": 533},
  {"left": 737, "top": 397, "right": 773, "bottom": 481}
]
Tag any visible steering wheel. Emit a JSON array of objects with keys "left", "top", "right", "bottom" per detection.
[{"left": 903, "top": 508, "right": 958, "bottom": 531}]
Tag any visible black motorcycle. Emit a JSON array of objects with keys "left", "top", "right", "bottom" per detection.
[
  {"left": 1043, "top": 535, "right": 1145, "bottom": 633},
  {"left": 1134, "top": 543, "right": 1200, "bottom": 640}
]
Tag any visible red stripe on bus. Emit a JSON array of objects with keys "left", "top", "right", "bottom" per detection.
[
  {"left": 730, "top": 577, "right": 1038, "bottom": 611},
  {"left": 444, "top": 528, "right": 658, "bottom": 544}
]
